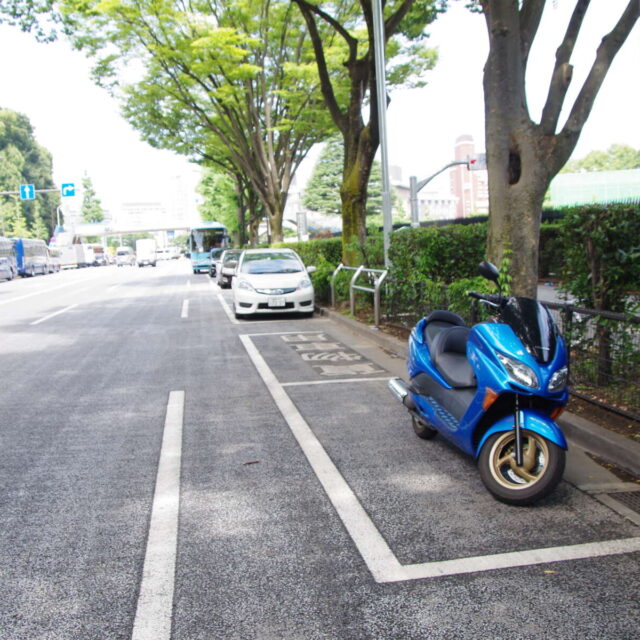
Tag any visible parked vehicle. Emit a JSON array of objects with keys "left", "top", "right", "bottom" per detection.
[
  {"left": 388, "top": 261, "right": 569, "bottom": 506},
  {"left": 13, "top": 238, "right": 49, "bottom": 276},
  {"left": 232, "top": 248, "right": 315, "bottom": 318},
  {"left": 47, "top": 247, "right": 62, "bottom": 273},
  {"left": 91, "top": 244, "right": 108, "bottom": 266},
  {"left": 50, "top": 232, "right": 85, "bottom": 269},
  {"left": 82, "top": 243, "right": 96, "bottom": 267},
  {"left": 136, "top": 238, "right": 157, "bottom": 267},
  {"left": 0, "top": 236, "right": 17, "bottom": 280},
  {"left": 188, "top": 221, "right": 228, "bottom": 273},
  {"left": 115, "top": 246, "right": 136, "bottom": 266},
  {"left": 208, "top": 248, "right": 224, "bottom": 278},
  {"left": 216, "top": 249, "right": 242, "bottom": 288}
]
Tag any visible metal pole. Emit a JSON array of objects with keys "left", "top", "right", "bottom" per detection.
[
  {"left": 409, "top": 176, "right": 419, "bottom": 227},
  {"left": 371, "top": 0, "right": 392, "bottom": 267}
]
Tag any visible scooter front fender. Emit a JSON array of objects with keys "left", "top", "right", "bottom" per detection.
[{"left": 475, "top": 410, "right": 568, "bottom": 458}]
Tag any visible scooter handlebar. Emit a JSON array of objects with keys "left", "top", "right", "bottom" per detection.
[{"left": 468, "top": 291, "right": 504, "bottom": 305}]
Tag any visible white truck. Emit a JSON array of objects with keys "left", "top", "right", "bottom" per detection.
[{"left": 136, "top": 238, "right": 157, "bottom": 267}]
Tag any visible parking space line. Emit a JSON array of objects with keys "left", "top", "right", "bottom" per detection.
[
  {"left": 131, "top": 390, "right": 184, "bottom": 640},
  {"left": 212, "top": 287, "right": 238, "bottom": 324},
  {"left": 282, "top": 377, "right": 391, "bottom": 387},
  {"left": 240, "top": 334, "right": 640, "bottom": 583},
  {"left": 240, "top": 334, "right": 402, "bottom": 583},
  {"left": 29, "top": 303, "right": 78, "bottom": 326}
]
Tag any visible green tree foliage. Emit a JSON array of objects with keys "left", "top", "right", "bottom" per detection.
[
  {"left": 61, "top": 0, "right": 335, "bottom": 243},
  {"left": 80, "top": 173, "right": 104, "bottom": 223},
  {"left": 563, "top": 144, "right": 640, "bottom": 173},
  {"left": 0, "top": 108, "right": 58, "bottom": 238},
  {"left": 0, "top": 0, "right": 59, "bottom": 40},
  {"left": 302, "top": 136, "right": 403, "bottom": 218},
  {"left": 291, "top": 0, "right": 440, "bottom": 264},
  {"left": 197, "top": 169, "right": 239, "bottom": 236}
]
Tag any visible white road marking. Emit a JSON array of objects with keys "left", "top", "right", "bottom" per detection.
[
  {"left": 240, "top": 334, "right": 401, "bottom": 583},
  {"left": 0, "top": 272, "right": 104, "bottom": 307},
  {"left": 29, "top": 304, "right": 78, "bottom": 326},
  {"left": 131, "top": 390, "right": 184, "bottom": 640},
  {"left": 240, "top": 333, "right": 640, "bottom": 583},
  {"left": 282, "top": 377, "right": 391, "bottom": 387},
  {"left": 181, "top": 299, "right": 189, "bottom": 318}
]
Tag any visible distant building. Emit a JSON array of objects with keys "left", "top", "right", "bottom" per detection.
[
  {"left": 450, "top": 134, "right": 489, "bottom": 218},
  {"left": 392, "top": 180, "right": 457, "bottom": 221}
]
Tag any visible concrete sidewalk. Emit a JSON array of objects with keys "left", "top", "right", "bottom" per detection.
[{"left": 319, "top": 306, "right": 640, "bottom": 480}]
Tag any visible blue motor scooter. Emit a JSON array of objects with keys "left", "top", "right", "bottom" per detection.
[{"left": 388, "top": 261, "right": 569, "bottom": 505}]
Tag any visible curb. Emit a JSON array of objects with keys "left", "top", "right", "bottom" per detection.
[{"left": 319, "top": 305, "right": 640, "bottom": 478}]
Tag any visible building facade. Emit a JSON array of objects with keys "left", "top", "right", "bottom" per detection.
[{"left": 450, "top": 134, "right": 489, "bottom": 219}]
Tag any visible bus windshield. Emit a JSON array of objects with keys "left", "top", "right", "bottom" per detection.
[{"left": 189, "top": 222, "right": 228, "bottom": 273}]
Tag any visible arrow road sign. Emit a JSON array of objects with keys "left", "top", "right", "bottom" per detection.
[
  {"left": 61, "top": 183, "right": 75, "bottom": 197},
  {"left": 19, "top": 184, "right": 36, "bottom": 200}
]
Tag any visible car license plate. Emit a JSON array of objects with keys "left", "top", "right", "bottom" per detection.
[{"left": 268, "top": 296, "right": 286, "bottom": 307}]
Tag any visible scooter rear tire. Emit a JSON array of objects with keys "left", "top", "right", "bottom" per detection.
[
  {"left": 478, "top": 429, "right": 565, "bottom": 506},
  {"left": 412, "top": 415, "right": 438, "bottom": 440}
]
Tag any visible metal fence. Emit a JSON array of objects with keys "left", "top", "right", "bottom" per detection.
[{"left": 380, "top": 279, "right": 640, "bottom": 421}]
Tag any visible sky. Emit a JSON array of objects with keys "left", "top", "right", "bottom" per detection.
[{"left": 0, "top": 0, "right": 638, "bottom": 215}]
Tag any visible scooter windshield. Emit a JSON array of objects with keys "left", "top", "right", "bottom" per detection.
[{"left": 500, "top": 297, "right": 557, "bottom": 364}]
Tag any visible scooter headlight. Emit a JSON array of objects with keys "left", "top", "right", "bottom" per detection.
[
  {"left": 497, "top": 353, "right": 539, "bottom": 389},
  {"left": 548, "top": 366, "right": 568, "bottom": 392}
]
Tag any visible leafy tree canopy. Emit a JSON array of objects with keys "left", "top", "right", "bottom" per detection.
[
  {"left": 61, "top": 0, "right": 336, "bottom": 242},
  {"left": 197, "top": 169, "right": 239, "bottom": 235},
  {"left": 0, "top": 108, "right": 58, "bottom": 239},
  {"left": 302, "top": 135, "right": 403, "bottom": 218},
  {"left": 81, "top": 173, "right": 105, "bottom": 223},
  {"left": 0, "top": 0, "right": 59, "bottom": 40},
  {"left": 563, "top": 144, "right": 640, "bottom": 173}
]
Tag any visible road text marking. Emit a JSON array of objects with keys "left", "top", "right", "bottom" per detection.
[
  {"left": 131, "top": 390, "right": 184, "bottom": 640},
  {"left": 240, "top": 333, "right": 640, "bottom": 583}
]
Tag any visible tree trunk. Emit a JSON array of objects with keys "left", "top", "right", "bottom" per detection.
[
  {"left": 481, "top": 0, "right": 639, "bottom": 297},
  {"left": 340, "top": 126, "right": 375, "bottom": 265}
]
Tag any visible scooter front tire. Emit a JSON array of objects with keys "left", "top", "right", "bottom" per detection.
[
  {"left": 478, "top": 429, "right": 565, "bottom": 506},
  {"left": 412, "top": 415, "right": 438, "bottom": 440}
]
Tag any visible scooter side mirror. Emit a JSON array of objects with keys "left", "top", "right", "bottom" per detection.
[{"left": 478, "top": 261, "right": 500, "bottom": 283}]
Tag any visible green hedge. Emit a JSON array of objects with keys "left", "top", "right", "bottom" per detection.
[{"left": 388, "top": 223, "right": 487, "bottom": 284}]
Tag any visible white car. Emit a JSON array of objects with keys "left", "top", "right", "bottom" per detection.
[{"left": 232, "top": 248, "right": 315, "bottom": 318}]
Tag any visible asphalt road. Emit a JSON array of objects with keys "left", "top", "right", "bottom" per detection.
[{"left": 1, "top": 261, "right": 639, "bottom": 640}]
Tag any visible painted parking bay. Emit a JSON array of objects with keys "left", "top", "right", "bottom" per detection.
[{"left": 240, "top": 330, "right": 640, "bottom": 582}]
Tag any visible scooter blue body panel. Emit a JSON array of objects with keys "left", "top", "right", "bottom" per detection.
[{"left": 407, "top": 318, "right": 568, "bottom": 457}]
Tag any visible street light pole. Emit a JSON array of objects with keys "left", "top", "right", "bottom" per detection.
[{"left": 372, "top": 0, "right": 392, "bottom": 267}]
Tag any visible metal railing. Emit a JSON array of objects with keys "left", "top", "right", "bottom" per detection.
[{"left": 330, "top": 263, "right": 388, "bottom": 327}]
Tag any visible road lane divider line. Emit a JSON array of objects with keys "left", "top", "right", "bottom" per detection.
[
  {"left": 240, "top": 334, "right": 640, "bottom": 583},
  {"left": 0, "top": 276, "right": 96, "bottom": 307},
  {"left": 29, "top": 304, "right": 78, "bottom": 326},
  {"left": 131, "top": 390, "right": 184, "bottom": 640},
  {"left": 181, "top": 299, "right": 189, "bottom": 319}
]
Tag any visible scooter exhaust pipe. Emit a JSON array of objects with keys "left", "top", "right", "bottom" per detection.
[{"left": 387, "top": 378, "right": 416, "bottom": 410}]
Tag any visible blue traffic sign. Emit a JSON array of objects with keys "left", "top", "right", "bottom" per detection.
[
  {"left": 61, "top": 183, "right": 76, "bottom": 197},
  {"left": 19, "top": 184, "right": 35, "bottom": 200}
]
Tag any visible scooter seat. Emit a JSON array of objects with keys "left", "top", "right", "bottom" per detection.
[
  {"left": 423, "top": 310, "right": 467, "bottom": 346},
  {"left": 429, "top": 326, "right": 476, "bottom": 388}
]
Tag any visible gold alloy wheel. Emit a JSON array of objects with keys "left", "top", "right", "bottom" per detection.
[{"left": 487, "top": 430, "right": 550, "bottom": 490}]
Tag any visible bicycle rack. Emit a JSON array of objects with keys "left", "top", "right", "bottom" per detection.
[{"left": 330, "top": 263, "right": 388, "bottom": 327}]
